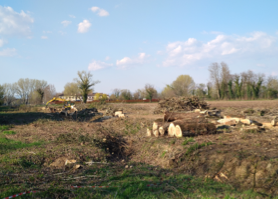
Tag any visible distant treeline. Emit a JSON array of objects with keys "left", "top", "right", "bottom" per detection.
[{"left": 158, "top": 62, "right": 278, "bottom": 100}]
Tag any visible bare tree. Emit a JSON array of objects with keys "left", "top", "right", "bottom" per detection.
[
  {"left": 2, "top": 83, "right": 16, "bottom": 105},
  {"left": 111, "top": 88, "right": 121, "bottom": 99},
  {"left": 208, "top": 62, "right": 221, "bottom": 98},
  {"left": 133, "top": 89, "right": 143, "bottom": 100},
  {"left": 0, "top": 85, "right": 4, "bottom": 105},
  {"left": 109, "top": 94, "right": 117, "bottom": 100},
  {"left": 43, "top": 84, "right": 56, "bottom": 103},
  {"left": 74, "top": 71, "right": 100, "bottom": 103}
]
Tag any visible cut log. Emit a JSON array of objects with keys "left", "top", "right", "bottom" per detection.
[
  {"left": 152, "top": 119, "right": 184, "bottom": 136},
  {"left": 153, "top": 129, "right": 159, "bottom": 137},
  {"left": 159, "top": 126, "right": 165, "bottom": 136},
  {"left": 172, "top": 121, "right": 216, "bottom": 137},
  {"left": 217, "top": 118, "right": 237, "bottom": 125},
  {"left": 164, "top": 111, "right": 204, "bottom": 122},
  {"left": 240, "top": 119, "right": 252, "bottom": 125},
  {"left": 118, "top": 113, "right": 125, "bottom": 118},
  {"left": 200, "top": 110, "right": 207, "bottom": 114},
  {"left": 224, "top": 115, "right": 246, "bottom": 119},
  {"left": 175, "top": 125, "right": 183, "bottom": 138},
  {"left": 115, "top": 111, "right": 123, "bottom": 116},
  {"left": 146, "top": 128, "right": 152, "bottom": 137},
  {"left": 262, "top": 123, "right": 274, "bottom": 129},
  {"left": 271, "top": 119, "right": 278, "bottom": 126},
  {"left": 153, "top": 121, "right": 159, "bottom": 132},
  {"left": 168, "top": 123, "right": 176, "bottom": 137}
]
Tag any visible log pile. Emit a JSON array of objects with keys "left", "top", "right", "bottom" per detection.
[
  {"left": 147, "top": 111, "right": 216, "bottom": 138},
  {"left": 153, "top": 96, "right": 209, "bottom": 114}
]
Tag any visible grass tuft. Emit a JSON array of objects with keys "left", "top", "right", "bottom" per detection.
[{"left": 3, "top": 130, "right": 16, "bottom": 135}]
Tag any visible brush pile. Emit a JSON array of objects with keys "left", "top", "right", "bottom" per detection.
[
  {"left": 153, "top": 96, "right": 209, "bottom": 114},
  {"left": 59, "top": 107, "right": 102, "bottom": 118}
]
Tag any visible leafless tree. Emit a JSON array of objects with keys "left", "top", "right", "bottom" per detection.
[
  {"left": 208, "top": 62, "right": 221, "bottom": 98},
  {"left": 133, "top": 89, "right": 143, "bottom": 100},
  {"left": 111, "top": 88, "right": 121, "bottom": 99},
  {"left": 2, "top": 83, "right": 16, "bottom": 105},
  {"left": 43, "top": 84, "right": 56, "bottom": 103}
]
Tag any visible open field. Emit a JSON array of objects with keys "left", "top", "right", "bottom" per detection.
[{"left": 1, "top": 100, "right": 278, "bottom": 199}]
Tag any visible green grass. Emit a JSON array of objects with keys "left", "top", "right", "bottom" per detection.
[
  {"left": 0, "top": 136, "right": 43, "bottom": 154},
  {"left": 182, "top": 137, "right": 195, "bottom": 146},
  {"left": 0, "top": 125, "right": 11, "bottom": 131},
  {"left": 0, "top": 162, "right": 265, "bottom": 199},
  {"left": 2, "top": 131, "right": 16, "bottom": 135},
  {"left": 185, "top": 142, "right": 213, "bottom": 155}
]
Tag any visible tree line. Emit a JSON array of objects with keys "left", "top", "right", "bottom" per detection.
[
  {"left": 0, "top": 71, "right": 99, "bottom": 105},
  {"left": 1, "top": 63, "right": 278, "bottom": 105},
  {"left": 206, "top": 62, "right": 278, "bottom": 100},
  {"left": 109, "top": 62, "right": 278, "bottom": 101},
  {"left": 0, "top": 78, "right": 56, "bottom": 105},
  {"left": 160, "top": 63, "right": 278, "bottom": 100}
]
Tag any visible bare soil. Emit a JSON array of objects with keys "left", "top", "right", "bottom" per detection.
[{"left": 1, "top": 100, "right": 278, "bottom": 198}]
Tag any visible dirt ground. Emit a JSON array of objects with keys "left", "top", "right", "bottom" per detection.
[{"left": 1, "top": 100, "right": 278, "bottom": 198}]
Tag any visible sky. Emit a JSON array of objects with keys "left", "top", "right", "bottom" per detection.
[{"left": 1, "top": 0, "right": 278, "bottom": 94}]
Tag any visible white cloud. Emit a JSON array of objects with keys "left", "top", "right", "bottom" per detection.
[
  {"left": 69, "top": 15, "right": 76, "bottom": 18},
  {"left": 0, "top": 6, "right": 34, "bottom": 36},
  {"left": 77, "top": 20, "right": 91, "bottom": 33},
  {"left": 162, "top": 32, "right": 277, "bottom": 67},
  {"left": 90, "top": 7, "right": 109, "bottom": 17},
  {"left": 0, "top": 48, "right": 16, "bottom": 56},
  {"left": 105, "top": 56, "right": 110, "bottom": 60},
  {"left": 116, "top": 53, "right": 150, "bottom": 68},
  {"left": 88, "top": 60, "right": 113, "bottom": 71},
  {"left": 41, "top": 36, "right": 48, "bottom": 39},
  {"left": 61, "top": 20, "right": 71, "bottom": 27}
]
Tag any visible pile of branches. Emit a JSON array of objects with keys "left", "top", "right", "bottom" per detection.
[
  {"left": 60, "top": 107, "right": 103, "bottom": 119},
  {"left": 153, "top": 96, "right": 209, "bottom": 114}
]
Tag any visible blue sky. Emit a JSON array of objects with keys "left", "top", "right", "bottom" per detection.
[{"left": 1, "top": 0, "right": 278, "bottom": 94}]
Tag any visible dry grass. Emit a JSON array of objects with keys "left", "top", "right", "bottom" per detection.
[{"left": 1, "top": 101, "right": 278, "bottom": 198}]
